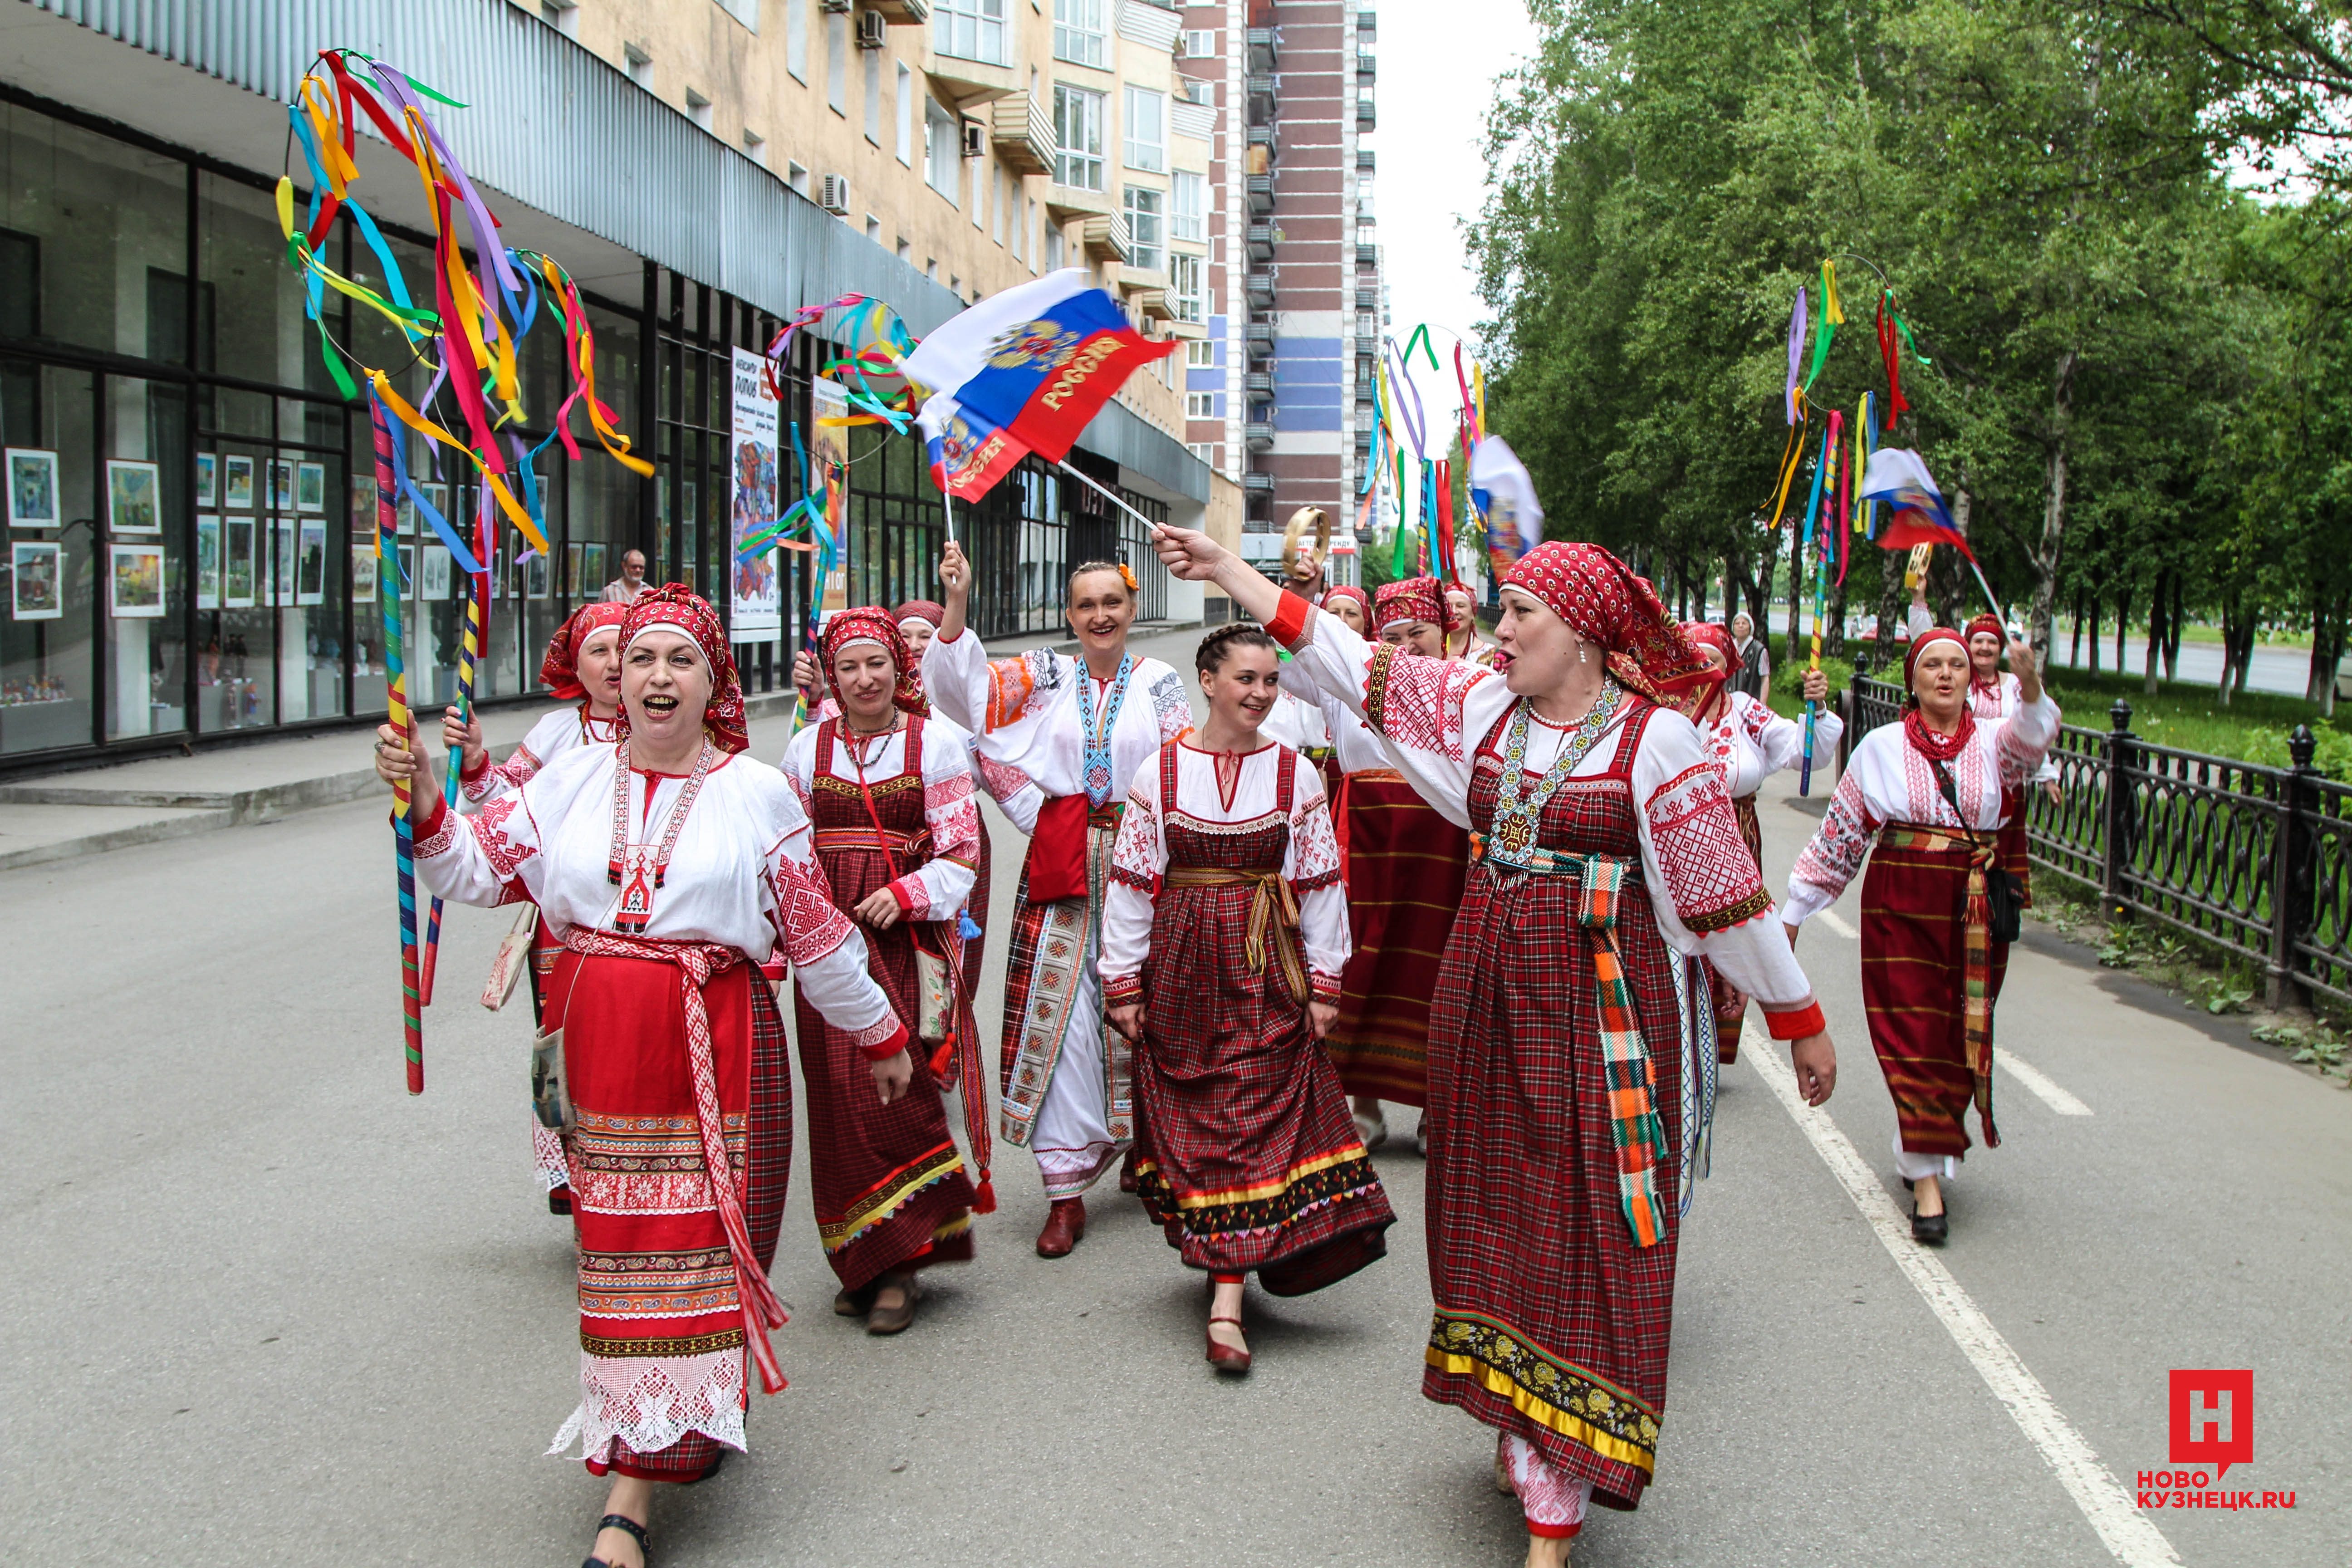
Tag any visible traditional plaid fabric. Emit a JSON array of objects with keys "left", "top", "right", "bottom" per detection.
[
  {"left": 1864, "top": 825, "right": 2007, "bottom": 1155},
  {"left": 586, "top": 972, "right": 792, "bottom": 1482},
  {"left": 797, "top": 721, "right": 979, "bottom": 1290},
  {"left": 1422, "top": 701, "right": 1683, "bottom": 1510},
  {"left": 1320, "top": 769, "right": 1468, "bottom": 1107},
  {"left": 1130, "top": 765, "right": 1394, "bottom": 1284}
]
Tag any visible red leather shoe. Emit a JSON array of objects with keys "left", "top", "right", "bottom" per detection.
[
  {"left": 1035, "top": 1197, "right": 1087, "bottom": 1258},
  {"left": 1206, "top": 1315, "right": 1251, "bottom": 1374}
]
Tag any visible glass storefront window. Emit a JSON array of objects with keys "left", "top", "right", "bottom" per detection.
[
  {"left": 103, "top": 377, "right": 187, "bottom": 740},
  {"left": 201, "top": 174, "right": 340, "bottom": 398},
  {"left": 0, "top": 106, "right": 187, "bottom": 362},
  {"left": 1, "top": 361, "right": 95, "bottom": 754}
]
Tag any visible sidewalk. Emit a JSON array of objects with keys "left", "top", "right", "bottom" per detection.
[{"left": 0, "top": 618, "right": 1202, "bottom": 872}]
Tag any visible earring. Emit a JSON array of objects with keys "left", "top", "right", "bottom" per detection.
[{"left": 1578, "top": 640, "right": 1589, "bottom": 665}]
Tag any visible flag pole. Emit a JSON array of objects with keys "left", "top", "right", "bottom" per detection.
[
  {"left": 369, "top": 395, "right": 426, "bottom": 1094},
  {"left": 1055, "top": 457, "right": 1166, "bottom": 539}
]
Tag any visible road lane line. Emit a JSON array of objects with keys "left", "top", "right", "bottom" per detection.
[
  {"left": 1748, "top": 1047, "right": 2177, "bottom": 1567},
  {"left": 1816, "top": 909, "right": 1860, "bottom": 939},
  {"left": 1996, "top": 1046, "right": 2093, "bottom": 1116}
]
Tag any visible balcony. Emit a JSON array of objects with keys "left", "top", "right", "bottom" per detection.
[
  {"left": 1356, "top": 241, "right": 1378, "bottom": 265},
  {"left": 990, "top": 93, "right": 1055, "bottom": 175},
  {"left": 1243, "top": 470, "right": 1276, "bottom": 495},
  {"left": 1245, "top": 420, "right": 1275, "bottom": 451},
  {"left": 1356, "top": 208, "right": 1375, "bottom": 227},
  {"left": 1356, "top": 287, "right": 1378, "bottom": 310},
  {"left": 1247, "top": 174, "right": 1274, "bottom": 214},
  {"left": 1246, "top": 270, "right": 1275, "bottom": 306},
  {"left": 870, "top": 0, "right": 929, "bottom": 19},
  {"left": 1358, "top": 8, "right": 1376, "bottom": 39},
  {"left": 1046, "top": 183, "right": 1116, "bottom": 223},
  {"left": 1135, "top": 288, "right": 1175, "bottom": 322},
  {"left": 1357, "top": 93, "right": 1376, "bottom": 129},
  {"left": 1246, "top": 223, "right": 1274, "bottom": 261},
  {"left": 1246, "top": 26, "right": 1277, "bottom": 71},
  {"left": 1244, "top": 323, "right": 1275, "bottom": 361},
  {"left": 1355, "top": 329, "right": 1382, "bottom": 354},
  {"left": 1246, "top": 72, "right": 1276, "bottom": 119},
  {"left": 1248, "top": 123, "right": 1277, "bottom": 155},
  {"left": 932, "top": 50, "right": 1019, "bottom": 100},
  {"left": 1357, "top": 49, "right": 1375, "bottom": 80},
  {"left": 1080, "top": 211, "right": 1133, "bottom": 264},
  {"left": 1246, "top": 370, "right": 1273, "bottom": 395}
]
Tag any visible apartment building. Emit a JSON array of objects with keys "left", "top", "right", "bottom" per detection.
[
  {"left": 1177, "top": 0, "right": 1380, "bottom": 583},
  {"left": 0, "top": 0, "right": 1236, "bottom": 774}
]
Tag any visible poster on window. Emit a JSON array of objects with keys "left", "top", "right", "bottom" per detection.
[
  {"left": 812, "top": 373, "right": 851, "bottom": 627},
  {"left": 728, "top": 347, "right": 783, "bottom": 642}
]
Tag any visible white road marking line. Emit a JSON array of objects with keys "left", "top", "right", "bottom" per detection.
[
  {"left": 1996, "top": 1046, "right": 2093, "bottom": 1116},
  {"left": 1816, "top": 909, "right": 1860, "bottom": 939},
  {"left": 1749, "top": 1046, "right": 2178, "bottom": 1568}
]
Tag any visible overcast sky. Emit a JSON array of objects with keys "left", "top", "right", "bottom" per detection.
[{"left": 1369, "top": 0, "right": 1542, "bottom": 426}]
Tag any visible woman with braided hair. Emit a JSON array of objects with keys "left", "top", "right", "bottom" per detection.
[
  {"left": 923, "top": 542, "right": 1195, "bottom": 1257},
  {"left": 378, "top": 585, "right": 907, "bottom": 1568},
  {"left": 1100, "top": 623, "right": 1393, "bottom": 1373},
  {"left": 1152, "top": 527, "right": 1834, "bottom": 1565},
  {"left": 1784, "top": 625, "right": 2056, "bottom": 1245}
]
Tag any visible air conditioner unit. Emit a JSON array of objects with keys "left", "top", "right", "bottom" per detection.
[
  {"left": 960, "top": 120, "right": 985, "bottom": 158},
  {"left": 818, "top": 174, "right": 851, "bottom": 215},
  {"left": 821, "top": 0, "right": 852, "bottom": 10},
  {"left": 856, "top": 10, "right": 887, "bottom": 47}
]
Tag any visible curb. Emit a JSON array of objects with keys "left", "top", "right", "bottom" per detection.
[{"left": 0, "top": 806, "right": 238, "bottom": 873}]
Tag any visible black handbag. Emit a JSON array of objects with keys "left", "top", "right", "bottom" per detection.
[{"left": 1928, "top": 758, "right": 2024, "bottom": 945}]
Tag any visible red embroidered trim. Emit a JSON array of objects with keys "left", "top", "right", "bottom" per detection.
[
  {"left": 856, "top": 1019, "right": 911, "bottom": 1061},
  {"left": 1102, "top": 973, "right": 1146, "bottom": 1005}
]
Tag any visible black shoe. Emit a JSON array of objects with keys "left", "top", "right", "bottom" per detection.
[
  {"left": 1900, "top": 1176, "right": 1914, "bottom": 1192},
  {"left": 1910, "top": 1204, "right": 1948, "bottom": 1245},
  {"left": 583, "top": 1512, "right": 648, "bottom": 1568}
]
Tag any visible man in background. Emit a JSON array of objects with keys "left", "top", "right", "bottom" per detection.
[{"left": 601, "top": 548, "right": 650, "bottom": 604}]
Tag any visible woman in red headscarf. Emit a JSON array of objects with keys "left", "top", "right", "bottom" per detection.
[
  {"left": 781, "top": 607, "right": 987, "bottom": 1335},
  {"left": 1677, "top": 620, "right": 1839, "bottom": 1064},
  {"left": 1296, "top": 573, "right": 1474, "bottom": 1155},
  {"left": 1785, "top": 625, "right": 2056, "bottom": 1245},
  {"left": 372, "top": 599, "right": 632, "bottom": 1212},
  {"left": 1150, "top": 529, "right": 1834, "bottom": 1563},
  {"left": 379, "top": 586, "right": 907, "bottom": 1568}
]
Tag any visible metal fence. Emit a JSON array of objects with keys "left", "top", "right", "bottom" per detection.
[{"left": 1844, "top": 671, "right": 2352, "bottom": 1010}]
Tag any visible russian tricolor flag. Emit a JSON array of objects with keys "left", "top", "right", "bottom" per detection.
[
  {"left": 906, "top": 269, "right": 1179, "bottom": 497},
  {"left": 918, "top": 392, "right": 1034, "bottom": 502},
  {"left": 1860, "top": 447, "right": 1977, "bottom": 563}
]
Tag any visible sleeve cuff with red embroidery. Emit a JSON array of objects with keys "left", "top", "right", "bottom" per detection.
[
  {"left": 1762, "top": 999, "right": 1826, "bottom": 1040},
  {"left": 1102, "top": 972, "right": 1146, "bottom": 1007},
  {"left": 1310, "top": 970, "right": 1343, "bottom": 1006},
  {"left": 887, "top": 877, "right": 924, "bottom": 918},
  {"left": 855, "top": 1016, "right": 912, "bottom": 1062},
  {"left": 460, "top": 747, "right": 491, "bottom": 782},
  {"left": 1265, "top": 589, "right": 1313, "bottom": 649},
  {"left": 399, "top": 790, "right": 451, "bottom": 845}
]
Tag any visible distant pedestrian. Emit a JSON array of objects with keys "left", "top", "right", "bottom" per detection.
[
  {"left": 1784, "top": 626, "right": 2057, "bottom": 1245},
  {"left": 601, "top": 548, "right": 650, "bottom": 604},
  {"left": 1100, "top": 624, "right": 1394, "bottom": 1374},
  {"left": 1727, "top": 611, "right": 1769, "bottom": 700},
  {"left": 377, "top": 586, "right": 908, "bottom": 1568}
]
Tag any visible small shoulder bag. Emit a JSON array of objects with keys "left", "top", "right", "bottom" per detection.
[{"left": 1927, "top": 757, "right": 2024, "bottom": 945}]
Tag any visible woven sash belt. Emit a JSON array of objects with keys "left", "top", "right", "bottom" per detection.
[
  {"left": 813, "top": 825, "right": 931, "bottom": 858},
  {"left": 1469, "top": 832, "right": 1670, "bottom": 1248},
  {"left": 1161, "top": 864, "right": 1308, "bottom": 1006},
  {"left": 560, "top": 927, "right": 793, "bottom": 1393},
  {"left": 1877, "top": 822, "right": 2000, "bottom": 1142}
]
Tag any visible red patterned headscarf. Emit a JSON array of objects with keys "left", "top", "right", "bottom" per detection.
[
  {"left": 822, "top": 606, "right": 930, "bottom": 717},
  {"left": 1503, "top": 542, "right": 1710, "bottom": 700},
  {"left": 1681, "top": 620, "right": 1742, "bottom": 678},
  {"left": 1323, "top": 584, "right": 1371, "bottom": 623},
  {"left": 619, "top": 583, "right": 749, "bottom": 755},
  {"left": 1374, "top": 575, "right": 1451, "bottom": 633},
  {"left": 538, "top": 602, "right": 631, "bottom": 701},
  {"left": 894, "top": 599, "right": 946, "bottom": 629},
  {"left": 1962, "top": 612, "right": 2006, "bottom": 693}
]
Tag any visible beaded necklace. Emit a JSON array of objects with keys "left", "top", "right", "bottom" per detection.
[
  {"left": 1075, "top": 652, "right": 1136, "bottom": 808},
  {"left": 1486, "top": 680, "right": 1624, "bottom": 864}
]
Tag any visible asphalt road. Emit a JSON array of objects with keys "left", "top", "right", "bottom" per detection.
[{"left": 5, "top": 627, "right": 2346, "bottom": 1566}]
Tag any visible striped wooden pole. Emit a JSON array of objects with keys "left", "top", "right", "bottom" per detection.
[{"left": 371, "top": 396, "right": 425, "bottom": 1093}]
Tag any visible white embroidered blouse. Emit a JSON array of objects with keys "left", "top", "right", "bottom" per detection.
[
  {"left": 780, "top": 717, "right": 985, "bottom": 922},
  {"left": 921, "top": 632, "right": 1196, "bottom": 831},
  {"left": 1971, "top": 671, "right": 2061, "bottom": 784},
  {"left": 1698, "top": 688, "right": 1843, "bottom": 799},
  {"left": 458, "top": 705, "right": 620, "bottom": 804},
  {"left": 413, "top": 744, "right": 901, "bottom": 1050},
  {"left": 1782, "top": 695, "right": 2059, "bottom": 927},
  {"left": 1281, "top": 603, "right": 1818, "bottom": 1014},
  {"left": 1280, "top": 663, "right": 1393, "bottom": 776},
  {"left": 1098, "top": 740, "right": 1352, "bottom": 999}
]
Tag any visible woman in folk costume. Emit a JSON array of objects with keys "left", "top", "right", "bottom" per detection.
[
  {"left": 922, "top": 539, "right": 1196, "bottom": 1257},
  {"left": 1964, "top": 610, "right": 2060, "bottom": 898},
  {"left": 1446, "top": 582, "right": 1502, "bottom": 668},
  {"left": 781, "top": 608, "right": 989, "bottom": 1336},
  {"left": 1151, "top": 529, "right": 1836, "bottom": 1564},
  {"left": 1101, "top": 625, "right": 1396, "bottom": 1373},
  {"left": 381, "top": 586, "right": 908, "bottom": 1568},
  {"left": 1675, "top": 620, "right": 1838, "bottom": 1065},
  {"left": 1785, "top": 625, "right": 2055, "bottom": 1245},
  {"left": 1315, "top": 574, "right": 1473, "bottom": 1155},
  {"left": 372, "top": 600, "right": 630, "bottom": 1214}
]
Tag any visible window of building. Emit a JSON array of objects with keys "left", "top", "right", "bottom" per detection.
[
  {"left": 1012, "top": 192, "right": 1026, "bottom": 260},
  {"left": 925, "top": 98, "right": 961, "bottom": 202},
  {"left": 1181, "top": 77, "right": 1215, "bottom": 106},
  {"left": 895, "top": 63, "right": 912, "bottom": 161},
  {"left": 1183, "top": 29, "right": 1217, "bottom": 59},
  {"left": 742, "top": 129, "right": 767, "bottom": 167},
  {"left": 1358, "top": 174, "right": 1374, "bottom": 218},
  {"left": 1170, "top": 251, "right": 1205, "bottom": 322},
  {"left": 625, "top": 41, "right": 654, "bottom": 88},
  {"left": 826, "top": 10, "right": 848, "bottom": 114},
  {"left": 972, "top": 148, "right": 987, "bottom": 229},
  {"left": 1045, "top": 222, "right": 1066, "bottom": 270},
  {"left": 868, "top": 215, "right": 884, "bottom": 242},
  {"left": 541, "top": 1, "right": 580, "bottom": 37},
  {"left": 864, "top": 50, "right": 882, "bottom": 143},
  {"left": 788, "top": 161, "right": 809, "bottom": 195},
  {"left": 898, "top": 237, "right": 913, "bottom": 262},
  {"left": 1188, "top": 441, "right": 1220, "bottom": 466},
  {"left": 1124, "top": 87, "right": 1165, "bottom": 172},
  {"left": 788, "top": 0, "right": 808, "bottom": 81},
  {"left": 935, "top": 0, "right": 1008, "bottom": 65},
  {"left": 1171, "top": 169, "right": 1205, "bottom": 243},
  {"left": 1053, "top": 84, "right": 1104, "bottom": 190},
  {"left": 1186, "top": 338, "right": 1215, "bottom": 368},
  {"left": 687, "top": 88, "right": 713, "bottom": 132},
  {"left": 993, "top": 166, "right": 1007, "bottom": 244},
  {"left": 1185, "top": 391, "right": 1216, "bottom": 419},
  {"left": 1054, "top": 0, "right": 1107, "bottom": 67},
  {"left": 1357, "top": 309, "right": 1377, "bottom": 338},
  {"left": 1124, "top": 185, "right": 1163, "bottom": 272}
]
